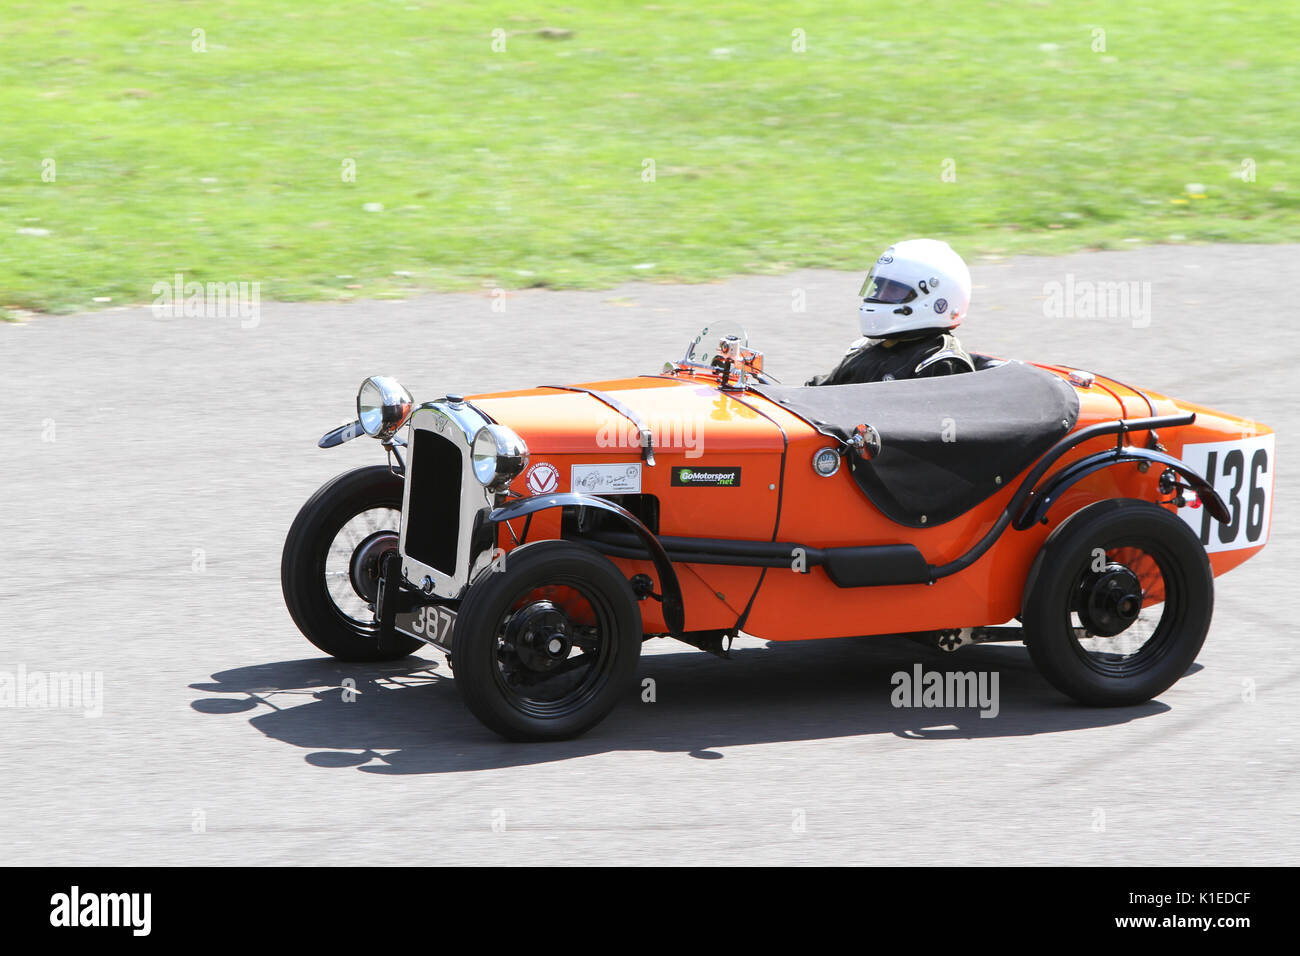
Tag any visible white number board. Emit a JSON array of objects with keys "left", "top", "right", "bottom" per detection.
[{"left": 1178, "top": 433, "right": 1274, "bottom": 553}]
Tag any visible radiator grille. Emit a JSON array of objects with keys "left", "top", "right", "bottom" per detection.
[{"left": 405, "top": 429, "right": 462, "bottom": 575}]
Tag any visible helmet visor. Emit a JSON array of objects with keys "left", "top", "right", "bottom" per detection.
[{"left": 858, "top": 270, "right": 916, "bottom": 304}]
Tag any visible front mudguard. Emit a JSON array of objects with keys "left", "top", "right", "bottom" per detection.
[{"left": 488, "top": 493, "right": 686, "bottom": 636}]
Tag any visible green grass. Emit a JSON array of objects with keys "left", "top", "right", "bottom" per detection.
[{"left": 1, "top": 1, "right": 1297, "bottom": 312}]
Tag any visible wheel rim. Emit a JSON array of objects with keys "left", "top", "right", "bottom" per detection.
[
  {"left": 490, "top": 575, "right": 621, "bottom": 719},
  {"left": 1066, "top": 538, "right": 1186, "bottom": 677},
  {"left": 323, "top": 506, "right": 401, "bottom": 628}
]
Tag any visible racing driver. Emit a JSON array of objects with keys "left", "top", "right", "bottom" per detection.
[{"left": 809, "top": 238, "right": 975, "bottom": 386}]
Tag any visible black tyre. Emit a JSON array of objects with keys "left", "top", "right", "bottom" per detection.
[
  {"left": 1024, "top": 498, "right": 1213, "bottom": 706},
  {"left": 281, "top": 465, "right": 422, "bottom": 661},
  {"left": 453, "top": 541, "right": 643, "bottom": 741}
]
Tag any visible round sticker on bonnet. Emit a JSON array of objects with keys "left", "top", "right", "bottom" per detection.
[
  {"left": 524, "top": 462, "right": 559, "bottom": 495},
  {"left": 934, "top": 298, "right": 948, "bottom": 314}
]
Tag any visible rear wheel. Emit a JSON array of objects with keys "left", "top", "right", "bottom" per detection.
[
  {"left": 452, "top": 541, "right": 643, "bottom": 741},
  {"left": 281, "top": 466, "right": 422, "bottom": 661},
  {"left": 1024, "top": 499, "right": 1213, "bottom": 706}
]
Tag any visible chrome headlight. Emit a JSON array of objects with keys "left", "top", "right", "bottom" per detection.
[
  {"left": 471, "top": 424, "right": 529, "bottom": 491},
  {"left": 357, "top": 376, "right": 414, "bottom": 440}
]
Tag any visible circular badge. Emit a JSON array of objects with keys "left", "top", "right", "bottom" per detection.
[
  {"left": 813, "top": 447, "right": 841, "bottom": 477},
  {"left": 934, "top": 298, "right": 948, "bottom": 314},
  {"left": 524, "top": 462, "right": 559, "bottom": 495},
  {"left": 878, "top": 253, "right": 894, "bottom": 264}
]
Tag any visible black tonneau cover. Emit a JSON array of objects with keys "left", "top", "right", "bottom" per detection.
[{"left": 753, "top": 362, "right": 1080, "bottom": 527}]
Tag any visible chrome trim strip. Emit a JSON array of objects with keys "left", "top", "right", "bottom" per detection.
[{"left": 538, "top": 385, "right": 657, "bottom": 465}]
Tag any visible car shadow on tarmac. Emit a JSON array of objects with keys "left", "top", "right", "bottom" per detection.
[{"left": 190, "top": 635, "right": 1178, "bottom": 775}]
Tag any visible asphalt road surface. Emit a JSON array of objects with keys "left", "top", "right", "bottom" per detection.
[{"left": 2, "top": 244, "right": 1296, "bottom": 865}]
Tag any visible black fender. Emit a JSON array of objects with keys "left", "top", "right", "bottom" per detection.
[
  {"left": 1014, "top": 447, "right": 1229, "bottom": 530},
  {"left": 1018, "top": 498, "right": 1117, "bottom": 622},
  {"left": 487, "top": 493, "right": 686, "bottom": 636}
]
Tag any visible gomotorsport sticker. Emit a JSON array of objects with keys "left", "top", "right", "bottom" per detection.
[{"left": 671, "top": 466, "right": 741, "bottom": 487}]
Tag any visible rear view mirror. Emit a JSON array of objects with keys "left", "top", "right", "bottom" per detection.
[{"left": 850, "top": 423, "right": 882, "bottom": 461}]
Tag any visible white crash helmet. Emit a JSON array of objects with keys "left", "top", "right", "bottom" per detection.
[{"left": 858, "top": 239, "right": 972, "bottom": 338}]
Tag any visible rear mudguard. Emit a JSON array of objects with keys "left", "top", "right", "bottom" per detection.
[
  {"left": 1014, "top": 446, "right": 1229, "bottom": 530},
  {"left": 488, "top": 493, "right": 686, "bottom": 635}
]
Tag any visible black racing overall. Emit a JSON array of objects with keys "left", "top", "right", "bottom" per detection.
[{"left": 808, "top": 331, "right": 973, "bottom": 386}]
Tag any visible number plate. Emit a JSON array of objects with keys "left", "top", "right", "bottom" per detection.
[
  {"left": 395, "top": 604, "right": 457, "bottom": 650},
  {"left": 1178, "top": 433, "right": 1275, "bottom": 553}
]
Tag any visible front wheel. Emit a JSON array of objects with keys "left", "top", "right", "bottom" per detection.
[
  {"left": 1024, "top": 498, "right": 1213, "bottom": 706},
  {"left": 281, "top": 465, "right": 422, "bottom": 661},
  {"left": 452, "top": 541, "right": 643, "bottom": 741}
]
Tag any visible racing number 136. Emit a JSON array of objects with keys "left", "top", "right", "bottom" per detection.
[
  {"left": 1199, "top": 448, "right": 1267, "bottom": 545},
  {"left": 1185, "top": 434, "right": 1274, "bottom": 552}
]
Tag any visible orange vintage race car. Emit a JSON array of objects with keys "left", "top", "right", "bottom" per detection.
[{"left": 282, "top": 324, "right": 1274, "bottom": 741}]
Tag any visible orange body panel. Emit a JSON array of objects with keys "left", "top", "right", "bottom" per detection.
[{"left": 469, "top": 364, "right": 1274, "bottom": 641}]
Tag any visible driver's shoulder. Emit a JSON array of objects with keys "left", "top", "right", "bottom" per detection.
[
  {"left": 914, "top": 332, "right": 974, "bottom": 375},
  {"left": 843, "top": 335, "right": 873, "bottom": 355}
]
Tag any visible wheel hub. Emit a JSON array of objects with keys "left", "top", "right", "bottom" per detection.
[
  {"left": 349, "top": 530, "right": 398, "bottom": 605},
  {"left": 1078, "top": 563, "right": 1143, "bottom": 637},
  {"left": 504, "top": 601, "right": 573, "bottom": 672}
]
